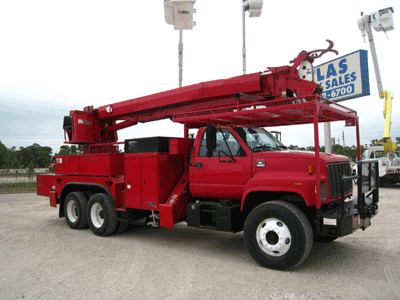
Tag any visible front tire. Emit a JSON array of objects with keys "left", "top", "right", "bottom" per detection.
[
  {"left": 244, "top": 201, "right": 313, "bottom": 270},
  {"left": 87, "top": 193, "right": 117, "bottom": 237},
  {"left": 64, "top": 192, "right": 88, "bottom": 229}
]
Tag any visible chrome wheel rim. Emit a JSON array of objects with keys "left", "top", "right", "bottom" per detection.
[
  {"left": 91, "top": 203, "right": 105, "bottom": 228},
  {"left": 67, "top": 200, "right": 78, "bottom": 223},
  {"left": 256, "top": 218, "right": 292, "bottom": 257}
]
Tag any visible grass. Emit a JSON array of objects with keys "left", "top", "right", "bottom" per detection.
[{"left": 0, "top": 182, "right": 37, "bottom": 193}]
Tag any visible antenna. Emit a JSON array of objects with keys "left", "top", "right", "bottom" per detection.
[
  {"left": 242, "top": 0, "right": 263, "bottom": 74},
  {"left": 164, "top": 0, "right": 196, "bottom": 88}
]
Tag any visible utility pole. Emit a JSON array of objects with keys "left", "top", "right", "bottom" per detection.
[
  {"left": 242, "top": 0, "right": 263, "bottom": 74},
  {"left": 324, "top": 123, "right": 332, "bottom": 153},
  {"left": 164, "top": 0, "right": 196, "bottom": 87},
  {"left": 342, "top": 130, "right": 345, "bottom": 149}
]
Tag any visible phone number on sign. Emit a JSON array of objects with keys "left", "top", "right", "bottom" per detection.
[{"left": 321, "top": 84, "right": 354, "bottom": 100}]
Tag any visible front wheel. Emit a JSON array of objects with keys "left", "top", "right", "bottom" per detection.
[{"left": 244, "top": 201, "right": 313, "bottom": 270}]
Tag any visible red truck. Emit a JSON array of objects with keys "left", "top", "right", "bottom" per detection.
[{"left": 37, "top": 41, "right": 379, "bottom": 270}]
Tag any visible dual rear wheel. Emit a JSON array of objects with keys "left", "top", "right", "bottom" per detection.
[{"left": 64, "top": 192, "right": 127, "bottom": 236}]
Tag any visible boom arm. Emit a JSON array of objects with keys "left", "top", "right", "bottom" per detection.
[{"left": 63, "top": 41, "right": 337, "bottom": 152}]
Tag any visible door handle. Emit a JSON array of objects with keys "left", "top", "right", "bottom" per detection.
[{"left": 193, "top": 162, "right": 203, "bottom": 168}]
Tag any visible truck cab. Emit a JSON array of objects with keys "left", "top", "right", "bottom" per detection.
[{"left": 190, "top": 125, "right": 352, "bottom": 207}]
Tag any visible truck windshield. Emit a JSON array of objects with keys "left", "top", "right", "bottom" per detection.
[{"left": 237, "top": 127, "right": 287, "bottom": 153}]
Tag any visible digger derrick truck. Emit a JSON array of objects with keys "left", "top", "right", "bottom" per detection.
[{"left": 37, "top": 41, "right": 379, "bottom": 270}]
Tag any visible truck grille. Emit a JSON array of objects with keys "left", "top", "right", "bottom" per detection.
[{"left": 327, "top": 162, "right": 352, "bottom": 199}]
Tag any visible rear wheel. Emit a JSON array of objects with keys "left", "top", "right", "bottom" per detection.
[
  {"left": 244, "top": 201, "right": 313, "bottom": 270},
  {"left": 87, "top": 193, "right": 117, "bottom": 237},
  {"left": 64, "top": 192, "right": 88, "bottom": 229}
]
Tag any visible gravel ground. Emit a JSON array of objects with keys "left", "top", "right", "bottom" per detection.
[{"left": 0, "top": 188, "right": 399, "bottom": 300}]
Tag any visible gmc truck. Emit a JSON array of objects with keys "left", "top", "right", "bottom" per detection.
[{"left": 37, "top": 41, "right": 379, "bottom": 270}]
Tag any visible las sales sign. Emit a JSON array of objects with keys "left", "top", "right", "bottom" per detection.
[{"left": 314, "top": 50, "right": 370, "bottom": 102}]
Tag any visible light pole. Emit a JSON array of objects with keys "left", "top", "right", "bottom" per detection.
[
  {"left": 242, "top": 0, "right": 263, "bottom": 75},
  {"left": 358, "top": 7, "right": 395, "bottom": 152},
  {"left": 164, "top": 0, "right": 196, "bottom": 87}
]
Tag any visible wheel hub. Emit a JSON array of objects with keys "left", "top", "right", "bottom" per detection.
[
  {"left": 256, "top": 218, "right": 292, "bottom": 257},
  {"left": 67, "top": 200, "right": 78, "bottom": 223},
  {"left": 91, "top": 203, "right": 105, "bottom": 228},
  {"left": 266, "top": 231, "right": 279, "bottom": 245}
]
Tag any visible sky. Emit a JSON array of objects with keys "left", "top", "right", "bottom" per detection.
[{"left": 1, "top": 0, "right": 399, "bottom": 154}]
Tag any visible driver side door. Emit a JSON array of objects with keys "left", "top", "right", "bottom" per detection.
[{"left": 190, "top": 128, "right": 252, "bottom": 200}]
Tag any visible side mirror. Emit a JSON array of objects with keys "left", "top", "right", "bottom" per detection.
[{"left": 205, "top": 124, "right": 217, "bottom": 158}]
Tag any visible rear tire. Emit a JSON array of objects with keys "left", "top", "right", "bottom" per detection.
[
  {"left": 87, "top": 193, "right": 117, "bottom": 237},
  {"left": 64, "top": 192, "right": 88, "bottom": 229},
  {"left": 244, "top": 201, "right": 313, "bottom": 270}
]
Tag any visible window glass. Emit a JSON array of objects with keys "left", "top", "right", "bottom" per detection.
[
  {"left": 199, "top": 129, "right": 244, "bottom": 157},
  {"left": 241, "top": 127, "right": 287, "bottom": 153}
]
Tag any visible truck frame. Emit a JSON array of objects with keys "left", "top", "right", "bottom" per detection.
[{"left": 37, "top": 42, "right": 379, "bottom": 270}]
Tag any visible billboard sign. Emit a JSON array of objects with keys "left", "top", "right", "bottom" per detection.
[{"left": 314, "top": 50, "right": 370, "bottom": 102}]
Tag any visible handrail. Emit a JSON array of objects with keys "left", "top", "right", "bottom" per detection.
[{"left": 340, "top": 160, "right": 379, "bottom": 218}]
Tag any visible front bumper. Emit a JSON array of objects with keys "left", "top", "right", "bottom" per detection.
[{"left": 316, "top": 196, "right": 378, "bottom": 238}]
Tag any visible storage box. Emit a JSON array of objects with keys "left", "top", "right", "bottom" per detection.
[
  {"left": 124, "top": 153, "right": 184, "bottom": 210},
  {"left": 125, "top": 137, "right": 176, "bottom": 153},
  {"left": 55, "top": 153, "right": 124, "bottom": 176}
]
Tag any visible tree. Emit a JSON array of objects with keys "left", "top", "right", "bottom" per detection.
[
  {"left": 57, "top": 145, "right": 72, "bottom": 156},
  {"left": 71, "top": 145, "right": 77, "bottom": 155},
  {"left": 27, "top": 161, "right": 35, "bottom": 182},
  {"left": 55, "top": 145, "right": 83, "bottom": 156},
  {"left": 17, "top": 144, "right": 52, "bottom": 168},
  {"left": 0, "top": 141, "right": 7, "bottom": 169},
  {"left": 4, "top": 149, "right": 21, "bottom": 169}
]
